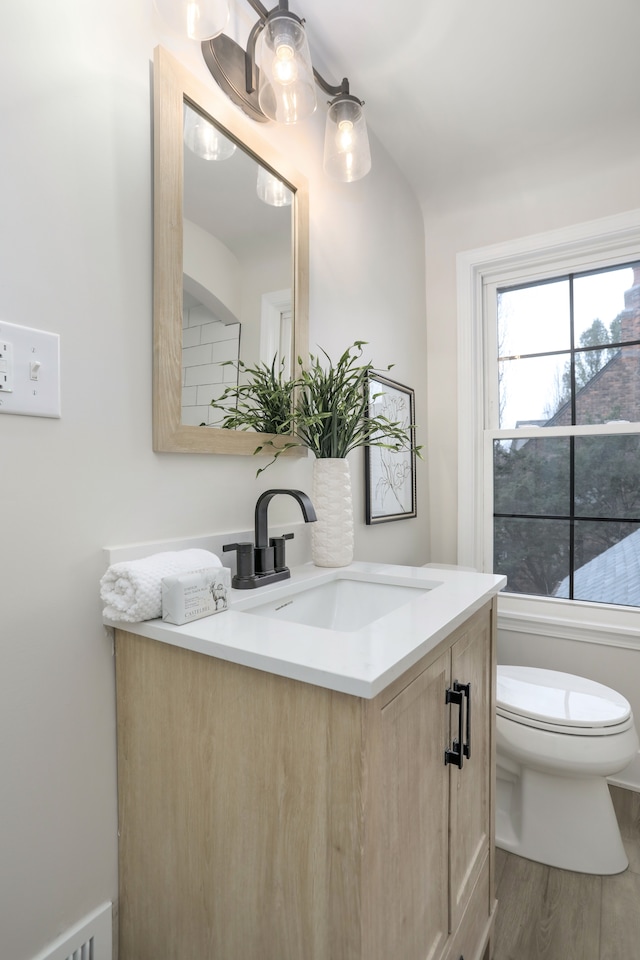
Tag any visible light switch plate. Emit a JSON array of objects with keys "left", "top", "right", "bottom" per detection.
[{"left": 0, "top": 321, "right": 61, "bottom": 418}]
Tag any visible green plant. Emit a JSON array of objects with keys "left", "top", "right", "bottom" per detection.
[
  {"left": 211, "top": 342, "right": 422, "bottom": 474},
  {"left": 209, "top": 357, "right": 296, "bottom": 437}
]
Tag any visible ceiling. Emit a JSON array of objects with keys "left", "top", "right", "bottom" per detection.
[{"left": 293, "top": 0, "right": 640, "bottom": 210}]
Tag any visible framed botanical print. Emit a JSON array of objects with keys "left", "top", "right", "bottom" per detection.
[{"left": 365, "top": 373, "right": 417, "bottom": 523}]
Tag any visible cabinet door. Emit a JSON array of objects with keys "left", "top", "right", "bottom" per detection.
[
  {"left": 448, "top": 607, "right": 492, "bottom": 932},
  {"left": 372, "top": 651, "right": 450, "bottom": 960}
]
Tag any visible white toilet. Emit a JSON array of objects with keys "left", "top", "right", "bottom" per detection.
[{"left": 496, "top": 665, "right": 639, "bottom": 875}]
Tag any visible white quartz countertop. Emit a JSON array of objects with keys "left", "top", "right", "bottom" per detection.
[{"left": 106, "top": 561, "right": 506, "bottom": 699}]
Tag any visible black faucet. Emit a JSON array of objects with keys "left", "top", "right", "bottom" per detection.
[{"left": 223, "top": 489, "right": 317, "bottom": 589}]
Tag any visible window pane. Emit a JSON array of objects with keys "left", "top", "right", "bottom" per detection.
[
  {"left": 494, "top": 437, "right": 570, "bottom": 516},
  {"left": 499, "top": 353, "right": 570, "bottom": 428},
  {"left": 572, "top": 345, "right": 640, "bottom": 425},
  {"left": 573, "top": 265, "right": 637, "bottom": 347},
  {"left": 498, "top": 279, "right": 569, "bottom": 358},
  {"left": 574, "top": 435, "right": 640, "bottom": 518},
  {"left": 554, "top": 521, "right": 640, "bottom": 607},
  {"left": 494, "top": 517, "right": 570, "bottom": 597}
]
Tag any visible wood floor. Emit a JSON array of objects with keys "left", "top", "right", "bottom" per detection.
[{"left": 493, "top": 786, "right": 640, "bottom": 960}]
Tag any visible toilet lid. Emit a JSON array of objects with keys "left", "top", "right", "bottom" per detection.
[{"left": 497, "top": 666, "right": 632, "bottom": 730}]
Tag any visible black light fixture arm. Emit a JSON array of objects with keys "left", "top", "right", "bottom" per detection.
[
  {"left": 313, "top": 70, "right": 347, "bottom": 99},
  {"left": 244, "top": 16, "right": 264, "bottom": 94},
  {"left": 313, "top": 72, "right": 364, "bottom": 106}
]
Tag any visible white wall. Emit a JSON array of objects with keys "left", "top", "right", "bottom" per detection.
[
  {"left": 183, "top": 218, "right": 242, "bottom": 319},
  {"left": 0, "top": 4, "right": 427, "bottom": 959}
]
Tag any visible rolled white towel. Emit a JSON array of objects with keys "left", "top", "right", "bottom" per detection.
[{"left": 100, "top": 549, "right": 221, "bottom": 623}]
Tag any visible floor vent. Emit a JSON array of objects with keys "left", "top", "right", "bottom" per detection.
[{"left": 32, "top": 902, "right": 112, "bottom": 960}]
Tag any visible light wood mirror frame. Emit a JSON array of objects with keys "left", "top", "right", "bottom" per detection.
[{"left": 152, "top": 45, "right": 309, "bottom": 455}]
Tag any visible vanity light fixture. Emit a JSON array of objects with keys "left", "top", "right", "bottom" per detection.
[{"left": 200, "top": 0, "right": 372, "bottom": 181}]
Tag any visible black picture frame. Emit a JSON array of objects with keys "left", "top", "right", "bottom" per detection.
[{"left": 365, "top": 373, "right": 417, "bottom": 524}]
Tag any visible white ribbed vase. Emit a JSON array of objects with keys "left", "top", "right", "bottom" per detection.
[{"left": 311, "top": 458, "right": 354, "bottom": 567}]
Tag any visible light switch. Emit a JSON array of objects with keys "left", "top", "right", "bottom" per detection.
[{"left": 0, "top": 322, "right": 61, "bottom": 418}]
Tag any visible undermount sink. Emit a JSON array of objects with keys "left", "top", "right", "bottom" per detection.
[{"left": 238, "top": 575, "right": 433, "bottom": 632}]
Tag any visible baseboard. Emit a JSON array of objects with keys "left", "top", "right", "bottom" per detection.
[
  {"left": 31, "top": 902, "right": 112, "bottom": 960},
  {"left": 608, "top": 751, "right": 640, "bottom": 793}
]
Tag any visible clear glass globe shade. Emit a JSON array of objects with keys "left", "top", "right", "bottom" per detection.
[
  {"left": 256, "top": 13, "right": 316, "bottom": 123},
  {"left": 154, "top": 0, "right": 229, "bottom": 40},
  {"left": 256, "top": 166, "right": 293, "bottom": 207},
  {"left": 183, "top": 105, "right": 236, "bottom": 161},
  {"left": 323, "top": 97, "right": 372, "bottom": 182}
]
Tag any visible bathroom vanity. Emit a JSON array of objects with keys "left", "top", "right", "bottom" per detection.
[{"left": 111, "top": 562, "right": 505, "bottom": 960}]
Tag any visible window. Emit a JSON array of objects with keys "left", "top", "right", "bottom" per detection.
[
  {"left": 493, "top": 264, "right": 640, "bottom": 605},
  {"left": 457, "top": 211, "right": 640, "bottom": 615}
]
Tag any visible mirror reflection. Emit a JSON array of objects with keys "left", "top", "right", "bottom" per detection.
[
  {"left": 152, "top": 45, "right": 308, "bottom": 457},
  {"left": 181, "top": 101, "right": 294, "bottom": 428}
]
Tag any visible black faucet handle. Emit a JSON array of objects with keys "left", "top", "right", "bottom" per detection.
[
  {"left": 269, "top": 533, "right": 294, "bottom": 573},
  {"left": 222, "top": 541, "right": 255, "bottom": 586}
]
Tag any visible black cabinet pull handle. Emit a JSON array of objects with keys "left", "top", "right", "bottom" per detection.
[
  {"left": 445, "top": 684, "right": 464, "bottom": 768},
  {"left": 444, "top": 681, "right": 472, "bottom": 767}
]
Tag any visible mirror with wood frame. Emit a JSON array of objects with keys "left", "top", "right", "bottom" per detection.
[{"left": 152, "top": 45, "right": 309, "bottom": 455}]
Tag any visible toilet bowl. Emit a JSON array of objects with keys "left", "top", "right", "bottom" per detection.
[{"left": 496, "top": 665, "right": 639, "bottom": 875}]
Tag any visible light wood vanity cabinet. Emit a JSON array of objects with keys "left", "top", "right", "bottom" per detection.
[{"left": 115, "top": 599, "right": 496, "bottom": 960}]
